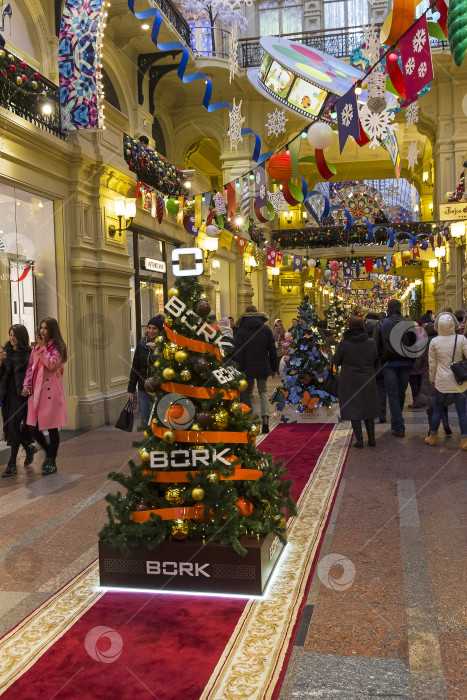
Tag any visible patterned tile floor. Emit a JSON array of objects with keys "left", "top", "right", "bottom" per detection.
[{"left": 0, "top": 395, "right": 466, "bottom": 699}]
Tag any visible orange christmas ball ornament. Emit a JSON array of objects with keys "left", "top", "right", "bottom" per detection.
[
  {"left": 167, "top": 404, "right": 184, "bottom": 422},
  {"left": 239, "top": 403, "right": 250, "bottom": 414},
  {"left": 268, "top": 153, "right": 292, "bottom": 181},
  {"left": 236, "top": 497, "right": 254, "bottom": 517}
]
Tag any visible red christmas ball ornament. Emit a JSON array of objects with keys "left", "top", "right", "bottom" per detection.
[
  {"left": 20, "top": 62, "right": 27, "bottom": 69},
  {"left": 2, "top": 70, "right": 7, "bottom": 77},
  {"left": 9, "top": 64, "right": 16, "bottom": 72},
  {"left": 236, "top": 497, "right": 254, "bottom": 517},
  {"left": 193, "top": 358, "right": 209, "bottom": 374},
  {"left": 21, "top": 74, "right": 27, "bottom": 83},
  {"left": 129, "top": 162, "right": 134, "bottom": 168},
  {"left": 156, "top": 195, "right": 164, "bottom": 224},
  {"left": 195, "top": 300, "right": 211, "bottom": 317},
  {"left": 268, "top": 153, "right": 292, "bottom": 181},
  {"left": 34, "top": 72, "right": 40, "bottom": 80},
  {"left": 138, "top": 157, "right": 143, "bottom": 163}
]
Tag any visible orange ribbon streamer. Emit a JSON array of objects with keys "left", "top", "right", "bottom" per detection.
[
  {"left": 380, "top": 0, "right": 417, "bottom": 46},
  {"left": 152, "top": 425, "right": 250, "bottom": 443},
  {"left": 141, "top": 468, "right": 263, "bottom": 482},
  {"left": 160, "top": 382, "right": 239, "bottom": 400},
  {"left": 164, "top": 324, "right": 222, "bottom": 360},
  {"left": 133, "top": 506, "right": 198, "bottom": 523}
]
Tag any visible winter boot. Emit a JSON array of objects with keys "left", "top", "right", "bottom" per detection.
[
  {"left": 262, "top": 416, "right": 269, "bottom": 434},
  {"left": 2, "top": 461, "right": 17, "bottom": 478},
  {"left": 365, "top": 418, "right": 376, "bottom": 447},
  {"left": 24, "top": 444, "right": 37, "bottom": 467},
  {"left": 351, "top": 420, "right": 364, "bottom": 449},
  {"left": 42, "top": 458, "right": 57, "bottom": 476},
  {"left": 408, "top": 398, "right": 419, "bottom": 409},
  {"left": 461, "top": 438, "right": 467, "bottom": 451},
  {"left": 424, "top": 434, "right": 437, "bottom": 446}
]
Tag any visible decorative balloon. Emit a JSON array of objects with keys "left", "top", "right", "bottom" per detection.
[
  {"left": 205, "top": 225, "right": 218, "bottom": 237},
  {"left": 267, "top": 153, "right": 292, "bottom": 180},
  {"left": 324, "top": 269, "right": 332, "bottom": 277},
  {"left": 307, "top": 122, "right": 334, "bottom": 150},
  {"left": 329, "top": 260, "right": 339, "bottom": 271},
  {"left": 307, "top": 258, "right": 317, "bottom": 268}
]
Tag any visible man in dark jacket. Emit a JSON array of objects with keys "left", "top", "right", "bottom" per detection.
[
  {"left": 127, "top": 315, "right": 164, "bottom": 422},
  {"left": 233, "top": 305, "right": 278, "bottom": 433},
  {"left": 373, "top": 299, "right": 417, "bottom": 436}
]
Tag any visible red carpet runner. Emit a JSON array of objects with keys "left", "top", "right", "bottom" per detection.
[{"left": 1, "top": 423, "right": 343, "bottom": 700}]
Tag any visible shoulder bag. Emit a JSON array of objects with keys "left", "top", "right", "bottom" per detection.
[{"left": 450, "top": 335, "right": 467, "bottom": 385}]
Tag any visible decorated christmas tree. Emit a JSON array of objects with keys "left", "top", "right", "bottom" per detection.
[
  {"left": 273, "top": 296, "right": 338, "bottom": 413},
  {"left": 99, "top": 275, "right": 296, "bottom": 557},
  {"left": 324, "top": 296, "right": 348, "bottom": 343}
]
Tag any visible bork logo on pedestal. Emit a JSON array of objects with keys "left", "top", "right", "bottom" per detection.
[{"left": 147, "top": 561, "right": 210, "bottom": 577}]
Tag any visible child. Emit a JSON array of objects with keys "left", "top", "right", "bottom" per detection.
[{"left": 279, "top": 332, "right": 292, "bottom": 380}]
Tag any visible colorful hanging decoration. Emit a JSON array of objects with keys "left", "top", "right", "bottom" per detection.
[
  {"left": 228, "top": 98, "right": 245, "bottom": 151},
  {"left": 265, "top": 108, "right": 288, "bottom": 137},
  {"left": 358, "top": 103, "right": 398, "bottom": 150},
  {"left": 407, "top": 141, "right": 419, "bottom": 171},
  {"left": 336, "top": 89, "right": 361, "bottom": 153},
  {"left": 156, "top": 195, "right": 164, "bottom": 223},
  {"left": 399, "top": 16, "right": 434, "bottom": 101},
  {"left": 448, "top": 0, "right": 467, "bottom": 66}
]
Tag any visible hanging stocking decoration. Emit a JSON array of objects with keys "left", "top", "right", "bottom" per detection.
[{"left": 156, "top": 195, "right": 164, "bottom": 224}]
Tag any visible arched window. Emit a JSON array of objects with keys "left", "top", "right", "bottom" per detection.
[
  {"left": 152, "top": 117, "right": 166, "bottom": 157},
  {"left": 258, "top": 1, "right": 303, "bottom": 37},
  {"left": 101, "top": 68, "right": 121, "bottom": 112},
  {"left": 323, "top": 0, "right": 369, "bottom": 29}
]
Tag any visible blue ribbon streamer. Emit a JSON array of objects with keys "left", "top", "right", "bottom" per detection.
[
  {"left": 351, "top": 216, "right": 374, "bottom": 241},
  {"left": 373, "top": 225, "right": 395, "bottom": 247},
  {"left": 128, "top": 1, "right": 270, "bottom": 162}
]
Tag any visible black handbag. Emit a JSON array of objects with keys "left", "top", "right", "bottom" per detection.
[
  {"left": 450, "top": 335, "right": 467, "bottom": 385},
  {"left": 115, "top": 400, "right": 134, "bottom": 432},
  {"left": 323, "top": 369, "right": 339, "bottom": 398}
]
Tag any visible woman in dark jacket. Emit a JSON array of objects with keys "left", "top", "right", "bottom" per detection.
[
  {"left": 332, "top": 316, "right": 379, "bottom": 448},
  {"left": 127, "top": 315, "right": 164, "bottom": 423},
  {"left": 0, "top": 325, "right": 35, "bottom": 477}
]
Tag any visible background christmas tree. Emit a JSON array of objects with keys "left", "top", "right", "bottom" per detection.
[
  {"left": 273, "top": 295, "right": 338, "bottom": 412},
  {"left": 409, "top": 284, "right": 422, "bottom": 321},
  {"left": 99, "top": 276, "right": 296, "bottom": 556},
  {"left": 324, "top": 296, "right": 348, "bottom": 343}
]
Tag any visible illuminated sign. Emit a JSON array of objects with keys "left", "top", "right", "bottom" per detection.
[
  {"left": 351, "top": 280, "right": 374, "bottom": 290},
  {"left": 171, "top": 247, "right": 203, "bottom": 276},
  {"left": 141, "top": 257, "right": 166, "bottom": 273},
  {"left": 439, "top": 203, "right": 467, "bottom": 221}
]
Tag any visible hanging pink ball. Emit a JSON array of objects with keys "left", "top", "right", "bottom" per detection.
[{"left": 329, "top": 260, "right": 339, "bottom": 271}]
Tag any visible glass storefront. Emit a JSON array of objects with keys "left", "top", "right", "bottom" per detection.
[{"left": 0, "top": 183, "right": 57, "bottom": 344}]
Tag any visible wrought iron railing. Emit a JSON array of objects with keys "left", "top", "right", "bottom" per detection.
[
  {"left": 0, "top": 49, "right": 63, "bottom": 138},
  {"left": 123, "top": 134, "right": 189, "bottom": 197},
  {"left": 238, "top": 24, "right": 449, "bottom": 68},
  {"left": 151, "top": 0, "right": 191, "bottom": 46},
  {"left": 190, "top": 24, "right": 231, "bottom": 59}
]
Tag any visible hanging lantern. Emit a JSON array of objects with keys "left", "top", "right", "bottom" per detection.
[
  {"left": 307, "top": 122, "right": 334, "bottom": 150},
  {"left": 268, "top": 153, "right": 292, "bottom": 180},
  {"left": 367, "top": 71, "right": 386, "bottom": 114}
]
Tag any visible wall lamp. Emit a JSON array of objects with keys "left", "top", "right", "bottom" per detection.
[
  {"left": 284, "top": 211, "right": 293, "bottom": 224},
  {"left": 203, "top": 236, "right": 218, "bottom": 262},
  {"left": 109, "top": 197, "right": 136, "bottom": 236},
  {"left": 245, "top": 254, "right": 258, "bottom": 276}
]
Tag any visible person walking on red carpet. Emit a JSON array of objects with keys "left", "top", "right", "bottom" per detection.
[
  {"left": 22, "top": 317, "right": 67, "bottom": 475},
  {"left": 332, "top": 316, "right": 379, "bottom": 448}
]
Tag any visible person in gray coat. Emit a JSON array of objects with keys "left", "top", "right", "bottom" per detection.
[{"left": 332, "top": 316, "right": 379, "bottom": 448}]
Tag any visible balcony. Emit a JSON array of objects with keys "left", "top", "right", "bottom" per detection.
[
  {"left": 238, "top": 24, "right": 449, "bottom": 68},
  {"left": 0, "top": 47, "right": 63, "bottom": 138},
  {"left": 190, "top": 24, "right": 231, "bottom": 59},
  {"left": 151, "top": 0, "right": 191, "bottom": 47},
  {"left": 123, "top": 134, "right": 189, "bottom": 197}
]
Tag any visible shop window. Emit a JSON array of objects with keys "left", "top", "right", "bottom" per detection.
[
  {"left": 323, "top": 0, "right": 368, "bottom": 28},
  {"left": 259, "top": 1, "right": 302, "bottom": 37},
  {"left": 0, "top": 183, "right": 57, "bottom": 343}
]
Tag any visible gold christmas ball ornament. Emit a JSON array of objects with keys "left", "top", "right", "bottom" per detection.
[
  {"left": 250, "top": 423, "right": 261, "bottom": 436},
  {"left": 213, "top": 409, "right": 229, "bottom": 429},
  {"left": 191, "top": 486, "right": 205, "bottom": 501},
  {"left": 165, "top": 486, "right": 185, "bottom": 504},
  {"left": 162, "top": 367, "right": 175, "bottom": 381},
  {"left": 238, "top": 379, "right": 248, "bottom": 392},
  {"left": 163, "top": 342, "right": 179, "bottom": 360},
  {"left": 139, "top": 448, "right": 151, "bottom": 464},
  {"left": 153, "top": 360, "right": 160, "bottom": 367},
  {"left": 191, "top": 423, "right": 202, "bottom": 432},
  {"left": 171, "top": 518, "right": 190, "bottom": 540},
  {"left": 230, "top": 401, "right": 242, "bottom": 415},
  {"left": 162, "top": 430, "right": 175, "bottom": 443},
  {"left": 206, "top": 472, "right": 219, "bottom": 484},
  {"left": 143, "top": 430, "right": 150, "bottom": 438},
  {"left": 199, "top": 292, "right": 208, "bottom": 300},
  {"left": 155, "top": 335, "right": 165, "bottom": 347},
  {"left": 167, "top": 287, "right": 179, "bottom": 298},
  {"left": 180, "top": 369, "right": 192, "bottom": 382},
  {"left": 174, "top": 350, "right": 188, "bottom": 363},
  {"left": 164, "top": 315, "right": 173, "bottom": 327}
]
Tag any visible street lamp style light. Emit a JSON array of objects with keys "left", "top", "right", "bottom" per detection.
[
  {"left": 203, "top": 235, "right": 218, "bottom": 262},
  {"left": 109, "top": 197, "right": 136, "bottom": 237}
]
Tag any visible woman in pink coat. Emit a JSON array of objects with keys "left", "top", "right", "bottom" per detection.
[{"left": 23, "top": 317, "right": 67, "bottom": 475}]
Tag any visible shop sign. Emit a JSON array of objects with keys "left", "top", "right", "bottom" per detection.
[
  {"left": 438, "top": 203, "right": 467, "bottom": 221},
  {"left": 141, "top": 257, "right": 166, "bottom": 273},
  {"left": 350, "top": 280, "right": 374, "bottom": 290}
]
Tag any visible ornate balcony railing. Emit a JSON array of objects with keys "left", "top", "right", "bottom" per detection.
[
  {"left": 272, "top": 221, "right": 441, "bottom": 250},
  {"left": 190, "top": 24, "right": 231, "bottom": 59},
  {"left": 0, "top": 48, "right": 63, "bottom": 138},
  {"left": 151, "top": 0, "right": 191, "bottom": 46},
  {"left": 238, "top": 24, "right": 449, "bottom": 68},
  {"left": 123, "top": 134, "right": 189, "bottom": 197}
]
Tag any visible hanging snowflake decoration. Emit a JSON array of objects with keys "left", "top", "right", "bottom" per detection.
[
  {"left": 359, "top": 104, "right": 398, "bottom": 149},
  {"left": 265, "top": 108, "right": 288, "bottom": 137},
  {"left": 227, "top": 98, "right": 245, "bottom": 151},
  {"left": 405, "top": 101, "right": 419, "bottom": 127},
  {"left": 268, "top": 189, "right": 288, "bottom": 215},
  {"left": 260, "top": 184, "right": 266, "bottom": 199},
  {"left": 229, "top": 22, "right": 238, "bottom": 84},
  {"left": 410, "top": 183, "right": 419, "bottom": 210},
  {"left": 407, "top": 140, "right": 419, "bottom": 171},
  {"left": 363, "top": 19, "right": 380, "bottom": 64}
]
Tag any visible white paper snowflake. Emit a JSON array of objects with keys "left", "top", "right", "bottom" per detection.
[
  {"left": 260, "top": 184, "right": 266, "bottom": 199},
  {"left": 410, "top": 183, "right": 419, "bottom": 210},
  {"left": 359, "top": 104, "right": 398, "bottom": 149},
  {"left": 268, "top": 189, "right": 288, "bottom": 214},
  {"left": 405, "top": 101, "right": 419, "bottom": 127},
  {"left": 405, "top": 57, "right": 416, "bottom": 75},
  {"left": 363, "top": 20, "right": 379, "bottom": 63},
  {"left": 229, "top": 22, "right": 238, "bottom": 84},
  {"left": 341, "top": 103, "right": 353, "bottom": 127},
  {"left": 266, "top": 108, "right": 288, "bottom": 137},
  {"left": 412, "top": 28, "right": 426, "bottom": 53},
  {"left": 227, "top": 97, "right": 245, "bottom": 151},
  {"left": 407, "top": 140, "right": 419, "bottom": 170},
  {"left": 418, "top": 61, "right": 427, "bottom": 78}
]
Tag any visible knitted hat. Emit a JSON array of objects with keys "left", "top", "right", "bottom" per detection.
[
  {"left": 348, "top": 316, "right": 364, "bottom": 329},
  {"left": 147, "top": 315, "right": 164, "bottom": 332}
]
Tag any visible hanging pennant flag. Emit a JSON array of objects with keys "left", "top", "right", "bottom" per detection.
[
  {"left": 266, "top": 248, "right": 277, "bottom": 267},
  {"left": 336, "top": 88, "right": 361, "bottom": 153},
  {"left": 394, "top": 251, "right": 402, "bottom": 267},
  {"left": 219, "top": 229, "right": 232, "bottom": 250},
  {"left": 184, "top": 215, "right": 198, "bottom": 236},
  {"left": 202, "top": 191, "right": 211, "bottom": 218},
  {"left": 276, "top": 251, "right": 283, "bottom": 265},
  {"left": 151, "top": 192, "right": 156, "bottom": 218},
  {"left": 343, "top": 259, "right": 352, "bottom": 278},
  {"left": 135, "top": 181, "right": 142, "bottom": 198},
  {"left": 308, "top": 267, "right": 316, "bottom": 278},
  {"left": 412, "top": 245, "right": 420, "bottom": 258},
  {"left": 237, "top": 236, "right": 247, "bottom": 255},
  {"left": 214, "top": 191, "right": 226, "bottom": 214},
  {"left": 400, "top": 16, "right": 434, "bottom": 102},
  {"left": 293, "top": 254, "right": 302, "bottom": 273},
  {"left": 365, "top": 258, "right": 373, "bottom": 273},
  {"left": 142, "top": 189, "right": 152, "bottom": 212},
  {"left": 331, "top": 270, "right": 338, "bottom": 283},
  {"left": 376, "top": 259, "right": 382, "bottom": 269},
  {"left": 226, "top": 182, "right": 236, "bottom": 222},
  {"left": 194, "top": 195, "right": 202, "bottom": 228}
]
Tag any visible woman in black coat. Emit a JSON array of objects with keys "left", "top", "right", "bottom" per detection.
[
  {"left": 127, "top": 315, "right": 164, "bottom": 423},
  {"left": 0, "top": 324, "right": 35, "bottom": 477},
  {"left": 332, "top": 316, "right": 379, "bottom": 448}
]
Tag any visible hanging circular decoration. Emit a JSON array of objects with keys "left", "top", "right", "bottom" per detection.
[
  {"left": 248, "top": 37, "right": 364, "bottom": 120},
  {"left": 334, "top": 184, "right": 386, "bottom": 222}
]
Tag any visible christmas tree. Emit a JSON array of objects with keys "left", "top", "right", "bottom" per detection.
[
  {"left": 273, "top": 296, "right": 338, "bottom": 413},
  {"left": 409, "top": 285, "right": 422, "bottom": 321},
  {"left": 99, "top": 276, "right": 296, "bottom": 557},
  {"left": 324, "top": 296, "right": 348, "bottom": 343}
]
